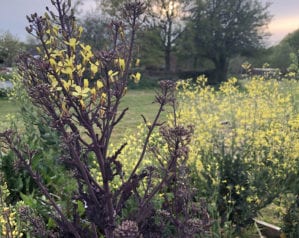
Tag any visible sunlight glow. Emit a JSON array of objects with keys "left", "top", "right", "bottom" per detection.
[{"left": 268, "top": 16, "right": 299, "bottom": 44}]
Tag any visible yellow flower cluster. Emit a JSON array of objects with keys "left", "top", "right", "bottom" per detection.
[
  {"left": 105, "top": 76, "right": 299, "bottom": 208},
  {"left": 33, "top": 18, "right": 103, "bottom": 112},
  {"left": 0, "top": 182, "right": 22, "bottom": 237},
  {"left": 46, "top": 38, "right": 105, "bottom": 110},
  {"left": 176, "top": 76, "right": 299, "bottom": 204},
  {"left": 35, "top": 16, "right": 141, "bottom": 114}
]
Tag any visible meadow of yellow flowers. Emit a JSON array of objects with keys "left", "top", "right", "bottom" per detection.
[{"left": 112, "top": 75, "right": 299, "bottom": 229}]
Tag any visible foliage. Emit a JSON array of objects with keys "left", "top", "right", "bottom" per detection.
[
  {"left": 249, "top": 28, "right": 299, "bottom": 75},
  {"left": 0, "top": 75, "right": 12, "bottom": 98},
  {"left": 1, "top": 0, "right": 299, "bottom": 237},
  {"left": 110, "top": 117, "right": 212, "bottom": 237},
  {"left": 79, "top": 14, "right": 110, "bottom": 51},
  {"left": 261, "top": 44, "right": 292, "bottom": 73},
  {"left": 0, "top": 175, "right": 53, "bottom": 237},
  {"left": 145, "top": 0, "right": 192, "bottom": 72},
  {"left": 104, "top": 75, "right": 299, "bottom": 235},
  {"left": 0, "top": 72, "right": 77, "bottom": 236},
  {"left": 0, "top": 181, "right": 23, "bottom": 237},
  {"left": 175, "top": 76, "right": 299, "bottom": 230},
  {"left": 187, "top": 0, "right": 271, "bottom": 83},
  {"left": 0, "top": 1, "right": 210, "bottom": 237},
  {"left": 285, "top": 28, "right": 299, "bottom": 51},
  {"left": 100, "top": 0, "right": 192, "bottom": 72},
  {"left": 136, "top": 28, "right": 164, "bottom": 69},
  {"left": 0, "top": 32, "right": 23, "bottom": 67},
  {"left": 283, "top": 195, "right": 299, "bottom": 237}
]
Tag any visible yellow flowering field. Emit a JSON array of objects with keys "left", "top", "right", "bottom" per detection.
[
  {"left": 112, "top": 75, "right": 299, "bottom": 228},
  {"left": 177, "top": 76, "right": 299, "bottom": 173}
]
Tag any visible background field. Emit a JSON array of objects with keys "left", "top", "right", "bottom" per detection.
[{"left": 0, "top": 89, "right": 168, "bottom": 139}]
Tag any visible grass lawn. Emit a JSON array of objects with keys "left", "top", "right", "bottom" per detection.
[
  {"left": 0, "top": 89, "right": 168, "bottom": 138},
  {"left": 115, "top": 89, "right": 169, "bottom": 136}
]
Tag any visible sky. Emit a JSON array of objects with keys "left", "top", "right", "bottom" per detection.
[
  {"left": 0, "top": 0, "right": 97, "bottom": 42},
  {"left": 267, "top": 0, "right": 299, "bottom": 45},
  {"left": 0, "top": 0, "right": 299, "bottom": 46}
]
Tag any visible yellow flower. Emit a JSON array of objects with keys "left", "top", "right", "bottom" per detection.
[
  {"left": 78, "top": 26, "right": 84, "bottom": 36},
  {"left": 100, "top": 93, "right": 107, "bottom": 105},
  {"left": 65, "top": 38, "right": 78, "bottom": 51},
  {"left": 49, "top": 58, "right": 57, "bottom": 67},
  {"left": 72, "top": 85, "right": 90, "bottom": 98},
  {"left": 97, "top": 80, "right": 104, "bottom": 89},
  {"left": 49, "top": 75, "right": 62, "bottom": 91},
  {"left": 90, "top": 87, "right": 97, "bottom": 100},
  {"left": 135, "top": 58, "right": 140, "bottom": 67},
  {"left": 62, "top": 79, "right": 72, "bottom": 91},
  {"left": 45, "top": 36, "right": 54, "bottom": 45},
  {"left": 131, "top": 72, "right": 141, "bottom": 83},
  {"left": 79, "top": 99, "right": 86, "bottom": 110},
  {"left": 53, "top": 25, "right": 59, "bottom": 36},
  {"left": 61, "top": 56, "right": 75, "bottom": 77},
  {"left": 61, "top": 67, "right": 73, "bottom": 76},
  {"left": 91, "top": 62, "right": 99, "bottom": 75},
  {"left": 83, "top": 78, "right": 89, "bottom": 89},
  {"left": 108, "top": 70, "right": 119, "bottom": 82},
  {"left": 80, "top": 43, "right": 93, "bottom": 63},
  {"left": 76, "top": 64, "right": 85, "bottom": 77},
  {"left": 115, "top": 58, "right": 125, "bottom": 71},
  {"left": 61, "top": 101, "right": 69, "bottom": 115},
  {"left": 36, "top": 46, "right": 41, "bottom": 53}
]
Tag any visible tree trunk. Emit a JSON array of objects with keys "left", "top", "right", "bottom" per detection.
[
  {"left": 165, "top": 45, "right": 171, "bottom": 73},
  {"left": 213, "top": 55, "right": 229, "bottom": 84},
  {"left": 165, "top": 18, "right": 172, "bottom": 73}
]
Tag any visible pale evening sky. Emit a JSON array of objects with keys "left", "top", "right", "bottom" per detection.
[{"left": 0, "top": 0, "right": 298, "bottom": 46}]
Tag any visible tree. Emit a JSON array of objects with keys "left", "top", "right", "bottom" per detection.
[
  {"left": 137, "top": 27, "right": 165, "bottom": 68},
  {"left": 0, "top": 32, "right": 23, "bottom": 67},
  {"left": 255, "top": 29, "right": 299, "bottom": 75},
  {"left": 79, "top": 14, "right": 110, "bottom": 50},
  {"left": 146, "top": 0, "right": 193, "bottom": 72},
  {"left": 283, "top": 29, "right": 299, "bottom": 75},
  {"left": 100, "top": 0, "right": 193, "bottom": 73},
  {"left": 190, "top": 0, "right": 271, "bottom": 83}
]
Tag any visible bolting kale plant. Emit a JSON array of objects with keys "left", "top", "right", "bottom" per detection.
[{"left": 0, "top": 0, "right": 210, "bottom": 237}]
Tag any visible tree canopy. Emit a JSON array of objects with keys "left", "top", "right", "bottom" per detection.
[
  {"left": 184, "top": 0, "right": 271, "bottom": 82},
  {"left": 97, "top": 0, "right": 192, "bottom": 72},
  {"left": 78, "top": 0, "right": 271, "bottom": 83},
  {"left": 0, "top": 32, "right": 23, "bottom": 67},
  {"left": 79, "top": 15, "right": 110, "bottom": 51}
]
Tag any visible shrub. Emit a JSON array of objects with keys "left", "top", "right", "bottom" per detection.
[
  {"left": 0, "top": 73, "right": 13, "bottom": 98},
  {"left": 176, "top": 76, "right": 299, "bottom": 231},
  {"left": 110, "top": 75, "right": 299, "bottom": 235},
  {"left": 283, "top": 195, "right": 299, "bottom": 237},
  {"left": 0, "top": 72, "right": 78, "bottom": 236}
]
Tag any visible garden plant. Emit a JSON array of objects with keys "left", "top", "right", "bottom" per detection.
[
  {"left": 0, "top": 0, "right": 211, "bottom": 237},
  {"left": 1, "top": 0, "right": 299, "bottom": 238},
  {"left": 113, "top": 75, "right": 299, "bottom": 236}
]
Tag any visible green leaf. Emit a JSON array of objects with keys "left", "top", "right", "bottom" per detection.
[
  {"left": 47, "top": 217, "right": 57, "bottom": 229},
  {"left": 77, "top": 200, "right": 85, "bottom": 217},
  {"left": 20, "top": 192, "right": 37, "bottom": 208}
]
